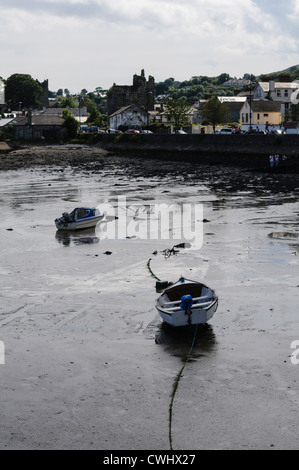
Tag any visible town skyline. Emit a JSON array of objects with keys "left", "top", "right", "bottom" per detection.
[
  {"left": 2, "top": 64, "right": 299, "bottom": 101},
  {"left": 1, "top": 0, "right": 299, "bottom": 93}
]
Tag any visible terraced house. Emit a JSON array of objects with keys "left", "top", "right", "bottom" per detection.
[
  {"left": 254, "top": 80, "right": 299, "bottom": 120},
  {"left": 240, "top": 100, "right": 282, "bottom": 132}
]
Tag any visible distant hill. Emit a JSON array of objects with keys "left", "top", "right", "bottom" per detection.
[{"left": 258, "top": 65, "right": 299, "bottom": 82}]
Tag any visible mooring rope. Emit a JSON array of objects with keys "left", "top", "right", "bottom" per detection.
[
  {"left": 146, "top": 254, "right": 199, "bottom": 450},
  {"left": 147, "top": 258, "right": 161, "bottom": 281},
  {"left": 169, "top": 323, "right": 199, "bottom": 450}
]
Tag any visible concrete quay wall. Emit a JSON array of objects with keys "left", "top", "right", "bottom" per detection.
[{"left": 100, "top": 133, "right": 299, "bottom": 171}]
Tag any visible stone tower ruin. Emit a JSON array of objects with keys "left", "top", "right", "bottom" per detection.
[{"left": 108, "top": 70, "right": 155, "bottom": 116}]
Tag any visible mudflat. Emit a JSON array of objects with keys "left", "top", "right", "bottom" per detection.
[{"left": 0, "top": 145, "right": 298, "bottom": 450}]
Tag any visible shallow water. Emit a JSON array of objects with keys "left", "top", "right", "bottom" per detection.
[{"left": 0, "top": 155, "right": 299, "bottom": 450}]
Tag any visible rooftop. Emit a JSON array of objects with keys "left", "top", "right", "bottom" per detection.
[
  {"left": 258, "top": 81, "right": 299, "bottom": 91},
  {"left": 11, "top": 115, "right": 64, "bottom": 126},
  {"left": 250, "top": 100, "right": 282, "bottom": 112}
]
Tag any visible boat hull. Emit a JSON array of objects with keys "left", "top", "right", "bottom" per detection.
[
  {"left": 156, "top": 298, "right": 218, "bottom": 327},
  {"left": 55, "top": 215, "right": 103, "bottom": 231},
  {"left": 155, "top": 277, "right": 218, "bottom": 327},
  {"left": 55, "top": 207, "right": 104, "bottom": 231}
]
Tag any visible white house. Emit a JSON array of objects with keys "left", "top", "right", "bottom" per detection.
[
  {"left": 109, "top": 104, "right": 149, "bottom": 129},
  {"left": 254, "top": 80, "right": 299, "bottom": 119},
  {"left": 254, "top": 80, "right": 299, "bottom": 101}
]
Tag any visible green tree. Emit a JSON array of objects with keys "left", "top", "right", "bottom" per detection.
[
  {"left": 155, "top": 77, "right": 176, "bottom": 96},
  {"left": 62, "top": 109, "right": 79, "bottom": 139},
  {"left": 78, "top": 94, "right": 97, "bottom": 113},
  {"left": 166, "top": 97, "right": 191, "bottom": 130},
  {"left": 217, "top": 73, "right": 230, "bottom": 84},
  {"left": 290, "top": 98, "right": 299, "bottom": 121},
  {"left": 5, "top": 74, "right": 43, "bottom": 109},
  {"left": 200, "top": 96, "right": 230, "bottom": 133},
  {"left": 59, "top": 96, "right": 76, "bottom": 108},
  {"left": 164, "top": 78, "right": 175, "bottom": 88},
  {"left": 243, "top": 73, "right": 256, "bottom": 81},
  {"left": 88, "top": 91, "right": 107, "bottom": 114},
  {"left": 86, "top": 109, "right": 106, "bottom": 128}
]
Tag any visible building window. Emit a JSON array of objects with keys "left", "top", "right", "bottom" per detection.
[
  {"left": 246, "top": 113, "right": 248, "bottom": 123},
  {"left": 263, "top": 113, "right": 269, "bottom": 117},
  {"left": 257, "top": 113, "right": 260, "bottom": 120},
  {"left": 284, "top": 90, "right": 288, "bottom": 97},
  {"left": 277, "top": 90, "right": 281, "bottom": 97}
]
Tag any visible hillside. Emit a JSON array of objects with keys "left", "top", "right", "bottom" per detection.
[
  {"left": 153, "top": 65, "right": 299, "bottom": 104},
  {"left": 259, "top": 64, "right": 299, "bottom": 81}
]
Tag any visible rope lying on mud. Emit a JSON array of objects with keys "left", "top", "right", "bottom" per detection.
[
  {"left": 168, "top": 324, "right": 199, "bottom": 450},
  {"left": 146, "top": 253, "right": 199, "bottom": 450},
  {"left": 147, "top": 258, "right": 161, "bottom": 281}
]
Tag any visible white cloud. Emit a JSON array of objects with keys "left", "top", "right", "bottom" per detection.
[
  {"left": 289, "top": 0, "right": 299, "bottom": 19},
  {"left": 0, "top": 0, "right": 298, "bottom": 92}
]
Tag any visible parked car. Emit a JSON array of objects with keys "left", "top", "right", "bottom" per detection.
[
  {"left": 126, "top": 129, "right": 140, "bottom": 134},
  {"left": 219, "top": 128, "right": 233, "bottom": 134},
  {"left": 107, "top": 128, "right": 123, "bottom": 134}
]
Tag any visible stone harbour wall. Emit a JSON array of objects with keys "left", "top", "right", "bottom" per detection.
[{"left": 100, "top": 133, "right": 299, "bottom": 171}]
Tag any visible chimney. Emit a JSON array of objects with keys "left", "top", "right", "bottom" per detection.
[{"left": 269, "top": 80, "right": 275, "bottom": 93}]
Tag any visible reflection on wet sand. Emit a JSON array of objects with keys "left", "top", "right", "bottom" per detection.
[
  {"left": 155, "top": 322, "right": 217, "bottom": 361},
  {"left": 1, "top": 153, "right": 299, "bottom": 450},
  {"left": 55, "top": 228, "right": 100, "bottom": 246}
]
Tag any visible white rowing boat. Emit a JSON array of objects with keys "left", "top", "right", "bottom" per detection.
[{"left": 156, "top": 277, "right": 218, "bottom": 327}]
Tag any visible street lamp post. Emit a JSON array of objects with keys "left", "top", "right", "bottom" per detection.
[{"left": 78, "top": 97, "right": 84, "bottom": 131}]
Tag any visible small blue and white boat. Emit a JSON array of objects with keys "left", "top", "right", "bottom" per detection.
[
  {"left": 55, "top": 207, "right": 104, "bottom": 231},
  {"left": 156, "top": 277, "right": 218, "bottom": 327}
]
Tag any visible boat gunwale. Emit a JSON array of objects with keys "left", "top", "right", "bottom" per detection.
[
  {"left": 156, "top": 297, "right": 218, "bottom": 315},
  {"left": 155, "top": 277, "right": 218, "bottom": 317},
  {"left": 55, "top": 210, "right": 104, "bottom": 230},
  {"left": 67, "top": 214, "right": 103, "bottom": 224}
]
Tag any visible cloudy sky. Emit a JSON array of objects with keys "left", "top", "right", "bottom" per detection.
[{"left": 1, "top": 0, "right": 299, "bottom": 93}]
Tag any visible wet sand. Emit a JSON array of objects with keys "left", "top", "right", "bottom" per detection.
[
  {"left": 0, "top": 145, "right": 299, "bottom": 450},
  {"left": 0, "top": 144, "right": 110, "bottom": 171}
]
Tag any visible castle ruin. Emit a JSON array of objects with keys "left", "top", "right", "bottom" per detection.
[{"left": 107, "top": 70, "right": 155, "bottom": 116}]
